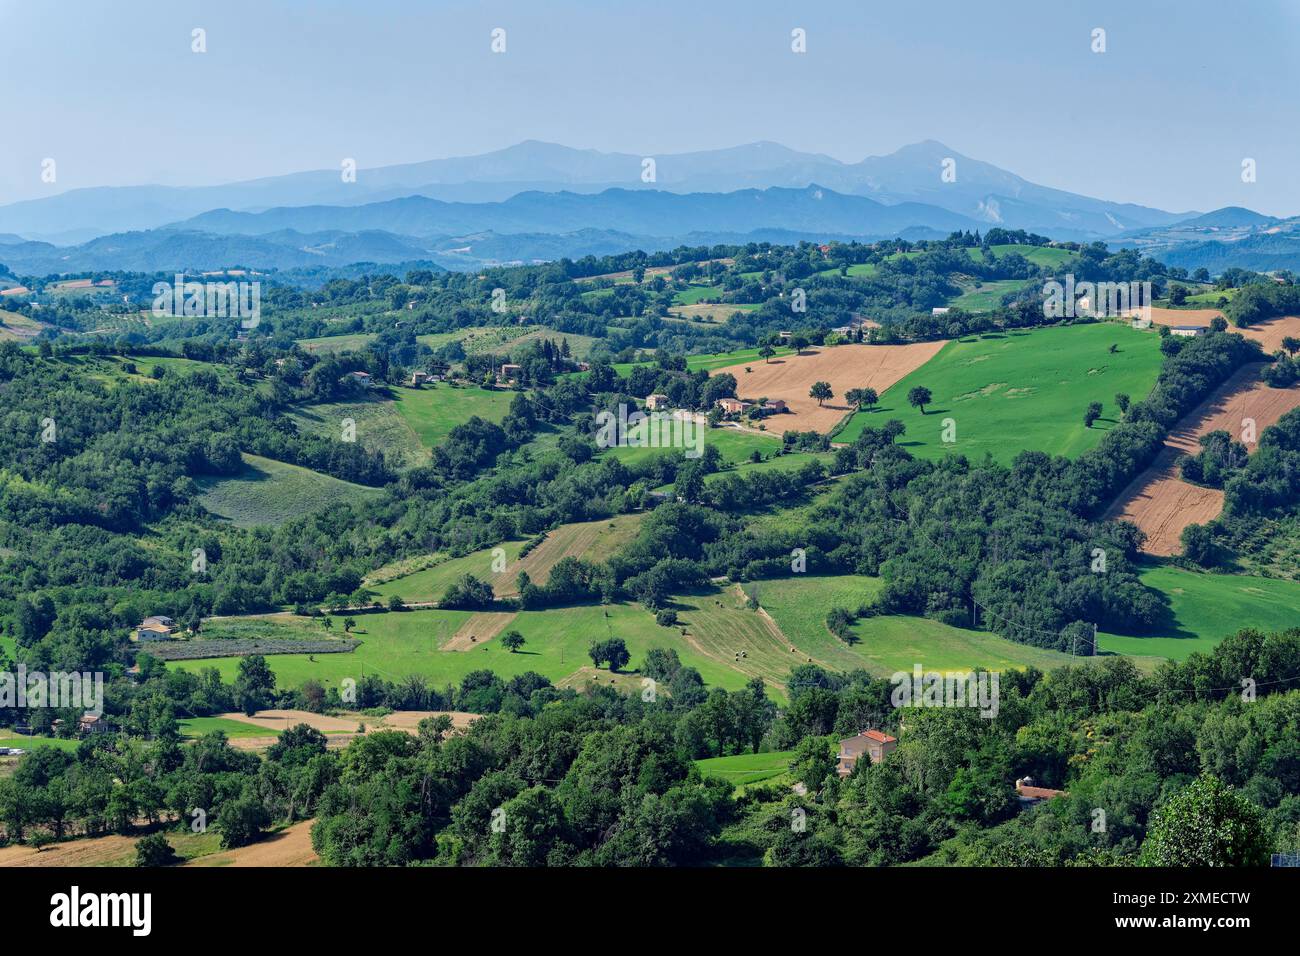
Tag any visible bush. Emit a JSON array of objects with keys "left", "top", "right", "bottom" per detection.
[
  {"left": 135, "top": 832, "right": 178, "bottom": 867},
  {"left": 655, "top": 609, "right": 678, "bottom": 627}
]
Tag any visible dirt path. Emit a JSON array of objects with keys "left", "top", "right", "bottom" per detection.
[
  {"left": 712, "top": 341, "right": 946, "bottom": 434},
  {"left": 1104, "top": 363, "right": 1300, "bottom": 555},
  {"left": 184, "top": 820, "right": 317, "bottom": 867},
  {"left": 443, "top": 611, "right": 517, "bottom": 651}
]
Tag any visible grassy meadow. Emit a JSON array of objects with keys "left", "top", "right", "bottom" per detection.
[
  {"left": 1098, "top": 564, "right": 1300, "bottom": 660},
  {"left": 196, "top": 453, "right": 383, "bottom": 527},
  {"left": 835, "top": 323, "right": 1163, "bottom": 464}
]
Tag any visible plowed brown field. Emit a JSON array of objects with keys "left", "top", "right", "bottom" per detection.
[
  {"left": 184, "top": 820, "right": 318, "bottom": 867},
  {"left": 1149, "top": 308, "right": 1300, "bottom": 353},
  {"left": 1105, "top": 363, "right": 1300, "bottom": 555},
  {"left": 712, "top": 342, "right": 946, "bottom": 434}
]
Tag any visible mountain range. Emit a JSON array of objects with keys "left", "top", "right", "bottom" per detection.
[{"left": 0, "top": 140, "right": 1291, "bottom": 275}]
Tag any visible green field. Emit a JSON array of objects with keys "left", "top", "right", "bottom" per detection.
[
  {"left": 0, "top": 309, "right": 48, "bottom": 341},
  {"left": 0, "top": 735, "right": 79, "bottom": 752},
  {"left": 196, "top": 453, "right": 384, "bottom": 527},
  {"left": 949, "top": 279, "right": 1030, "bottom": 311},
  {"left": 607, "top": 424, "right": 781, "bottom": 468},
  {"left": 1098, "top": 564, "right": 1300, "bottom": 659},
  {"left": 696, "top": 750, "right": 796, "bottom": 787},
  {"left": 968, "top": 244, "right": 1079, "bottom": 269},
  {"left": 290, "top": 395, "right": 427, "bottom": 469},
  {"left": 391, "top": 383, "right": 516, "bottom": 448},
  {"left": 174, "top": 600, "right": 765, "bottom": 697},
  {"left": 748, "top": 575, "right": 1079, "bottom": 675},
  {"left": 296, "top": 332, "right": 378, "bottom": 354},
  {"left": 612, "top": 345, "right": 795, "bottom": 377},
  {"left": 816, "top": 251, "right": 922, "bottom": 279},
  {"left": 179, "top": 716, "right": 281, "bottom": 739},
  {"left": 671, "top": 283, "right": 724, "bottom": 305},
  {"left": 835, "top": 323, "right": 1163, "bottom": 464},
  {"left": 604, "top": 425, "right": 833, "bottom": 492},
  {"left": 367, "top": 541, "right": 527, "bottom": 603}
]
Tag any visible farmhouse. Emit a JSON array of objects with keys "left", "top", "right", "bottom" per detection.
[
  {"left": 52, "top": 713, "right": 112, "bottom": 736},
  {"left": 716, "top": 397, "right": 750, "bottom": 415},
  {"left": 645, "top": 393, "right": 669, "bottom": 411},
  {"left": 410, "top": 371, "right": 431, "bottom": 385},
  {"left": 1169, "top": 325, "right": 1206, "bottom": 338},
  {"left": 837, "top": 729, "right": 897, "bottom": 777},
  {"left": 932, "top": 307, "right": 950, "bottom": 316},
  {"left": 1015, "top": 776, "right": 1067, "bottom": 806},
  {"left": 499, "top": 363, "right": 522, "bottom": 383},
  {"left": 78, "top": 714, "right": 112, "bottom": 734},
  {"left": 346, "top": 370, "right": 374, "bottom": 387},
  {"left": 134, "top": 615, "right": 175, "bottom": 642}
]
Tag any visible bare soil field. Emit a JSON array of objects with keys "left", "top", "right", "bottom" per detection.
[
  {"left": 1149, "top": 308, "right": 1300, "bottom": 354},
  {"left": 218, "top": 708, "right": 478, "bottom": 733},
  {"left": 713, "top": 342, "right": 947, "bottom": 434},
  {"left": 444, "top": 611, "right": 517, "bottom": 651},
  {"left": 376, "top": 710, "right": 478, "bottom": 732},
  {"left": 495, "top": 514, "right": 642, "bottom": 598},
  {"left": 0, "top": 834, "right": 139, "bottom": 867},
  {"left": 184, "top": 820, "right": 317, "bottom": 867},
  {"left": 1105, "top": 363, "right": 1300, "bottom": 555}
]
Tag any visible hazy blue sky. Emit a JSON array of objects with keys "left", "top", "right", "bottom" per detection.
[{"left": 3, "top": 0, "right": 1298, "bottom": 214}]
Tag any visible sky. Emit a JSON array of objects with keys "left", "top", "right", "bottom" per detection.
[{"left": 3, "top": 0, "right": 1299, "bottom": 214}]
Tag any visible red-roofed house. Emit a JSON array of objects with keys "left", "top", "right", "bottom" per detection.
[
  {"left": 837, "top": 729, "right": 897, "bottom": 777},
  {"left": 1015, "top": 776, "right": 1067, "bottom": 806}
]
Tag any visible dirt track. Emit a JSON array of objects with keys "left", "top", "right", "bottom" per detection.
[
  {"left": 712, "top": 342, "right": 946, "bottom": 434},
  {"left": 1104, "top": 363, "right": 1300, "bottom": 555}
]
